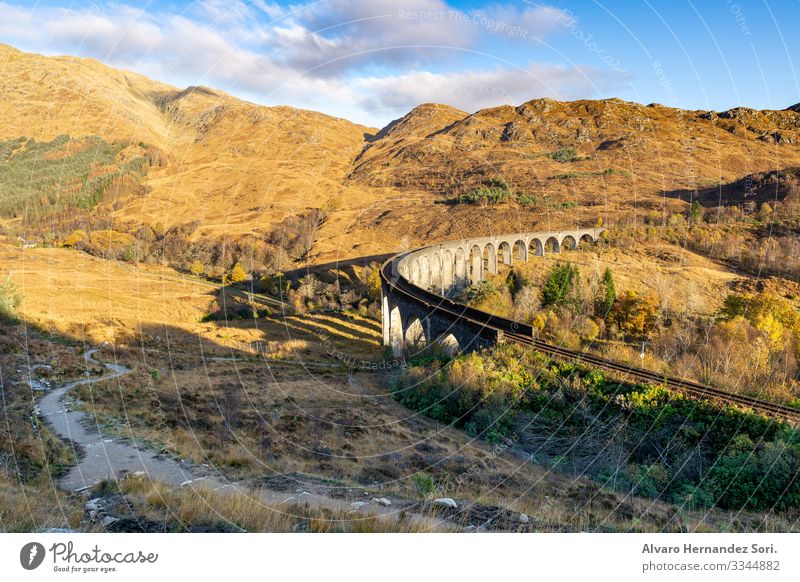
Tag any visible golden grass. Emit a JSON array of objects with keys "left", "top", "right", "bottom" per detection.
[
  {"left": 119, "top": 475, "right": 450, "bottom": 533},
  {"left": 0, "top": 472, "right": 83, "bottom": 532}
]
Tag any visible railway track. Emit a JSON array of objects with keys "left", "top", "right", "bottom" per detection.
[{"left": 382, "top": 259, "right": 800, "bottom": 424}]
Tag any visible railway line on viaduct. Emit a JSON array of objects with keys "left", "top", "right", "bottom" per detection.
[{"left": 380, "top": 228, "right": 800, "bottom": 423}]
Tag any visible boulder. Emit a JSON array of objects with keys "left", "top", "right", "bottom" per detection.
[{"left": 101, "top": 516, "right": 120, "bottom": 528}]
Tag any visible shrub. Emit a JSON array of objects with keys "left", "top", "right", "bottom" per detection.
[
  {"left": 575, "top": 316, "right": 600, "bottom": 341},
  {"left": 411, "top": 472, "right": 436, "bottom": 497},
  {"left": 516, "top": 193, "right": 540, "bottom": 208},
  {"left": 466, "top": 280, "right": 498, "bottom": 304},
  {"left": 62, "top": 229, "right": 88, "bottom": 248},
  {"left": 457, "top": 186, "right": 511, "bottom": 205},
  {"left": 0, "top": 275, "right": 22, "bottom": 323},
  {"left": 708, "top": 441, "right": 800, "bottom": 511},
  {"left": 551, "top": 147, "right": 581, "bottom": 162},
  {"left": 80, "top": 230, "right": 137, "bottom": 261},
  {"left": 189, "top": 260, "right": 205, "bottom": 277}
]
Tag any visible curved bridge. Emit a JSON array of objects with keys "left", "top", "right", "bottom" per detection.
[
  {"left": 379, "top": 228, "right": 800, "bottom": 423},
  {"left": 382, "top": 228, "right": 602, "bottom": 356}
]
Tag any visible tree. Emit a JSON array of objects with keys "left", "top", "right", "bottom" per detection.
[
  {"left": 611, "top": 289, "right": 660, "bottom": 337},
  {"left": 363, "top": 263, "right": 382, "bottom": 302},
  {"left": 596, "top": 267, "right": 616, "bottom": 318},
  {"left": 0, "top": 275, "right": 22, "bottom": 323},
  {"left": 228, "top": 262, "right": 248, "bottom": 284},
  {"left": 62, "top": 229, "right": 87, "bottom": 248},
  {"left": 689, "top": 200, "right": 703, "bottom": 224},
  {"left": 575, "top": 316, "right": 600, "bottom": 341},
  {"left": 541, "top": 262, "right": 578, "bottom": 307},
  {"left": 189, "top": 260, "right": 205, "bottom": 277}
]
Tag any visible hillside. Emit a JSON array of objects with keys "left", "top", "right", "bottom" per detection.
[
  {"left": 0, "top": 44, "right": 382, "bottom": 253},
  {"left": 2, "top": 43, "right": 800, "bottom": 267},
  {"left": 349, "top": 97, "right": 800, "bottom": 208}
]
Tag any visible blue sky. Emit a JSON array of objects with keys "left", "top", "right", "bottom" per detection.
[{"left": 1, "top": 0, "right": 798, "bottom": 127}]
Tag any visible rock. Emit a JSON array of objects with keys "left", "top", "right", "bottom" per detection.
[
  {"left": 350, "top": 501, "right": 366, "bottom": 509},
  {"left": 371, "top": 497, "right": 392, "bottom": 506},
  {"left": 41, "top": 528, "right": 79, "bottom": 533},
  {"left": 85, "top": 498, "right": 101, "bottom": 512},
  {"left": 101, "top": 516, "right": 120, "bottom": 527},
  {"left": 433, "top": 497, "right": 458, "bottom": 509},
  {"left": 519, "top": 513, "right": 529, "bottom": 523}
]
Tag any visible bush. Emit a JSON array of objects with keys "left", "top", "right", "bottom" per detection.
[
  {"left": 411, "top": 472, "right": 436, "bottom": 497},
  {"left": 189, "top": 260, "right": 205, "bottom": 277},
  {"left": 575, "top": 316, "right": 600, "bottom": 341},
  {"left": 551, "top": 147, "right": 581, "bottom": 162},
  {"left": 392, "top": 342, "right": 800, "bottom": 512},
  {"left": 62, "top": 229, "right": 88, "bottom": 248},
  {"left": 708, "top": 441, "right": 800, "bottom": 511},
  {"left": 466, "top": 280, "right": 498, "bottom": 304},
  {"left": 0, "top": 276, "right": 22, "bottom": 324},
  {"left": 457, "top": 186, "right": 511, "bottom": 205},
  {"left": 517, "top": 193, "right": 540, "bottom": 208}
]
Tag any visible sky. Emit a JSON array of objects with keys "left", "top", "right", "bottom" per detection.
[{"left": 0, "top": 0, "right": 798, "bottom": 127}]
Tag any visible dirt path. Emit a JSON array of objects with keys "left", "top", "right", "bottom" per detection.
[
  {"left": 36, "top": 349, "right": 227, "bottom": 492},
  {"left": 35, "top": 350, "right": 458, "bottom": 529}
]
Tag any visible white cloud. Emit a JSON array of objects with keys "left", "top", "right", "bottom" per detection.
[
  {"left": 0, "top": 0, "right": 619, "bottom": 127},
  {"left": 472, "top": 3, "right": 569, "bottom": 40},
  {"left": 353, "top": 63, "right": 622, "bottom": 115}
]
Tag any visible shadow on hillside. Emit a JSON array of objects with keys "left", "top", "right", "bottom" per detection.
[
  {"left": 661, "top": 168, "right": 799, "bottom": 207},
  {"left": 275, "top": 253, "right": 394, "bottom": 292}
]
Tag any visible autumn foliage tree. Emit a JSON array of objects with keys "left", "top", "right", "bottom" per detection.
[
  {"left": 611, "top": 289, "right": 660, "bottom": 338},
  {"left": 189, "top": 259, "right": 205, "bottom": 277},
  {"left": 223, "top": 262, "right": 248, "bottom": 285}
]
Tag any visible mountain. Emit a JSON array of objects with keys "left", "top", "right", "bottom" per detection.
[
  {"left": 349, "top": 97, "right": 800, "bottom": 200},
  {"left": 0, "top": 43, "right": 380, "bottom": 254},
  {"left": 2, "top": 43, "right": 800, "bottom": 263}
]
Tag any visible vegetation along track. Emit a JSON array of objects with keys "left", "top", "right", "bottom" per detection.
[{"left": 381, "top": 254, "right": 800, "bottom": 424}]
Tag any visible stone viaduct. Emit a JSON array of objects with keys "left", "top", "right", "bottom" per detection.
[{"left": 380, "top": 228, "right": 604, "bottom": 357}]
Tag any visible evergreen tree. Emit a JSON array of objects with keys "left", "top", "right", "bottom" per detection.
[
  {"left": 689, "top": 200, "right": 702, "bottom": 224},
  {"left": 541, "top": 262, "right": 578, "bottom": 307},
  {"left": 598, "top": 267, "right": 616, "bottom": 318}
]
